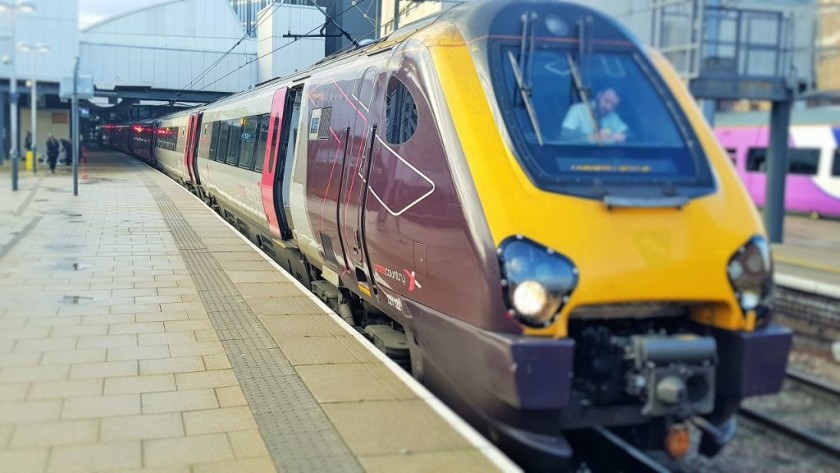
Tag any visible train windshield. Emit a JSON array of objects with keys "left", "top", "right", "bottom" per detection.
[{"left": 492, "top": 45, "right": 714, "bottom": 198}]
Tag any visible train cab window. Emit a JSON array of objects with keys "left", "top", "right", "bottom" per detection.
[
  {"left": 385, "top": 77, "right": 418, "bottom": 145},
  {"left": 833, "top": 149, "right": 840, "bottom": 177},
  {"left": 490, "top": 44, "right": 715, "bottom": 199},
  {"left": 238, "top": 116, "right": 258, "bottom": 170},
  {"left": 217, "top": 122, "right": 230, "bottom": 162},
  {"left": 226, "top": 120, "right": 243, "bottom": 166},
  {"left": 254, "top": 114, "right": 270, "bottom": 173}
]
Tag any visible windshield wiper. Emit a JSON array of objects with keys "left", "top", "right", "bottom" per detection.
[
  {"left": 508, "top": 12, "right": 543, "bottom": 146},
  {"left": 566, "top": 53, "right": 602, "bottom": 146},
  {"left": 508, "top": 51, "right": 544, "bottom": 146}
]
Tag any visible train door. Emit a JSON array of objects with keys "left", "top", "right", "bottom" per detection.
[
  {"left": 184, "top": 113, "right": 203, "bottom": 185},
  {"left": 338, "top": 69, "right": 379, "bottom": 293},
  {"left": 259, "top": 87, "right": 298, "bottom": 239}
]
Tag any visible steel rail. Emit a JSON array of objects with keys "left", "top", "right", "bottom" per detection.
[
  {"left": 786, "top": 368, "right": 840, "bottom": 398},
  {"left": 738, "top": 406, "right": 840, "bottom": 460},
  {"left": 740, "top": 371, "right": 840, "bottom": 461}
]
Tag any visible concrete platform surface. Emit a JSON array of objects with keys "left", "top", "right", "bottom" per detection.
[
  {"left": 774, "top": 216, "right": 840, "bottom": 298},
  {"left": 0, "top": 154, "right": 517, "bottom": 473}
]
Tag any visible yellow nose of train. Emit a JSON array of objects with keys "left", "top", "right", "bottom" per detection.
[{"left": 429, "top": 29, "right": 764, "bottom": 338}]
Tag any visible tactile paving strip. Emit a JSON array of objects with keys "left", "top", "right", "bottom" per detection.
[{"left": 142, "top": 176, "right": 362, "bottom": 473}]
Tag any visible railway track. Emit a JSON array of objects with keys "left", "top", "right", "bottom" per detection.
[{"left": 738, "top": 368, "right": 840, "bottom": 460}]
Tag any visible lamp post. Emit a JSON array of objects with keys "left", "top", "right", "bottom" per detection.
[
  {"left": 0, "top": 0, "right": 36, "bottom": 191},
  {"left": 19, "top": 42, "right": 48, "bottom": 175}
]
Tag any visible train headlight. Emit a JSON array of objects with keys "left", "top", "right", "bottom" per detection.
[
  {"left": 499, "top": 237, "right": 578, "bottom": 328},
  {"left": 727, "top": 236, "right": 773, "bottom": 316}
]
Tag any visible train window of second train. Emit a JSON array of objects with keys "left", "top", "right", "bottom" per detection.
[
  {"left": 238, "top": 116, "right": 258, "bottom": 170},
  {"left": 226, "top": 119, "right": 243, "bottom": 166},
  {"left": 833, "top": 149, "right": 840, "bottom": 177},
  {"left": 254, "top": 114, "right": 270, "bottom": 173},
  {"left": 788, "top": 148, "right": 820, "bottom": 175},
  {"left": 746, "top": 147, "right": 820, "bottom": 175},
  {"left": 746, "top": 148, "right": 766, "bottom": 172},
  {"left": 385, "top": 76, "right": 418, "bottom": 145}
]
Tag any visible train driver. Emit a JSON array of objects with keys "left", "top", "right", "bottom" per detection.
[{"left": 560, "top": 88, "right": 628, "bottom": 144}]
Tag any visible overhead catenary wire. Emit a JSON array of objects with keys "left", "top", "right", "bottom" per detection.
[
  {"left": 197, "top": 1, "right": 362, "bottom": 92},
  {"left": 178, "top": 1, "right": 283, "bottom": 94},
  {"left": 197, "top": 0, "right": 467, "bottom": 93}
]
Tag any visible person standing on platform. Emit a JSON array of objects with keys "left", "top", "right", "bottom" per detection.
[
  {"left": 60, "top": 138, "right": 72, "bottom": 165},
  {"left": 46, "top": 133, "right": 59, "bottom": 174}
]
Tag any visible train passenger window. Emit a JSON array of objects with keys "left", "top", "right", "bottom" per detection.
[
  {"left": 254, "top": 114, "right": 270, "bottom": 173},
  {"left": 746, "top": 148, "right": 766, "bottom": 172},
  {"left": 226, "top": 119, "right": 242, "bottom": 166},
  {"left": 209, "top": 122, "right": 220, "bottom": 160},
  {"left": 238, "top": 116, "right": 258, "bottom": 170},
  {"left": 833, "top": 149, "right": 840, "bottom": 177},
  {"left": 158, "top": 127, "right": 175, "bottom": 151},
  {"left": 385, "top": 77, "right": 418, "bottom": 145},
  {"left": 217, "top": 122, "right": 230, "bottom": 162},
  {"left": 747, "top": 147, "right": 820, "bottom": 175},
  {"left": 788, "top": 148, "right": 820, "bottom": 175}
]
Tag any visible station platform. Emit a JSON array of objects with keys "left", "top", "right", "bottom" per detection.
[
  {"left": 773, "top": 216, "right": 840, "bottom": 298},
  {"left": 0, "top": 153, "right": 516, "bottom": 473}
]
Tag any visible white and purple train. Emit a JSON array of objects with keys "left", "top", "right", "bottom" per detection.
[{"left": 715, "top": 108, "right": 840, "bottom": 218}]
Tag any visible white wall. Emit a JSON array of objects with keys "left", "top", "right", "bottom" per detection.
[{"left": 257, "top": 4, "right": 324, "bottom": 83}]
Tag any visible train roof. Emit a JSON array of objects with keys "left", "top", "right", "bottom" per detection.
[{"left": 714, "top": 107, "right": 840, "bottom": 127}]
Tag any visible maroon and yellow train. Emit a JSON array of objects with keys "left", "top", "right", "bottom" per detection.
[{"left": 105, "top": 0, "right": 792, "bottom": 469}]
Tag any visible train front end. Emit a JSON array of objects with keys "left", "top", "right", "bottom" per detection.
[{"left": 424, "top": 0, "right": 793, "bottom": 469}]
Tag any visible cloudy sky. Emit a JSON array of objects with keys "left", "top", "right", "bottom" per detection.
[{"left": 79, "top": 0, "right": 166, "bottom": 29}]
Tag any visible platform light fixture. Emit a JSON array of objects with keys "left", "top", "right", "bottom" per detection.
[
  {"left": 19, "top": 41, "right": 49, "bottom": 175},
  {"left": 0, "top": 0, "right": 37, "bottom": 191}
]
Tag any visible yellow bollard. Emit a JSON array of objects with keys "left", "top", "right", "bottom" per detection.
[{"left": 25, "top": 150, "right": 33, "bottom": 171}]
